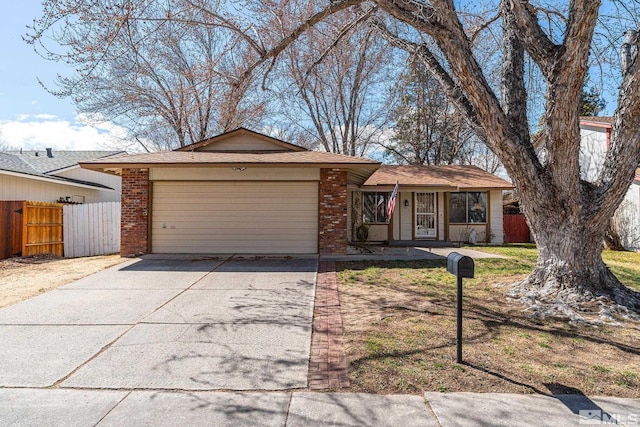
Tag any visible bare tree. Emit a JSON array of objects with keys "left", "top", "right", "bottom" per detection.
[
  {"left": 383, "top": 56, "right": 470, "bottom": 165},
  {"left": 459, "top": 136, "right": 503, "bottom": 175},
  {"left": 273, "top": 12, "right": 394, "bottom": 156},
  {"left": 27, "top": 1, "right": 266, "bottom": 150}
]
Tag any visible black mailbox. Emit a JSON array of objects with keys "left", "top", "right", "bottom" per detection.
[
  {"left": 447, "top": 252, "right": 475, "bottom": 278},
  {"left": 447, "top": 251, "right": 475, "bottom": 363}
]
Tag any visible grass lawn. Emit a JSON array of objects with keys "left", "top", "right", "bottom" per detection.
[
  {"left": 470, "top": 243, "right": 640, "bottom": 292},
  {"left": 336, "top": 245, "right": 640, "bottom": 397}
]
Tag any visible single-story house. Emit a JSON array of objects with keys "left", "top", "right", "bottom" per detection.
[
  {"left": 80, "top": 128, "right": 512, "bottom": 256},
  {"left": 0, "top": 149, "right": 125, "bottom": 203}
]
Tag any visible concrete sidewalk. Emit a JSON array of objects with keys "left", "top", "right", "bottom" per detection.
[{"left": 1, "top": 389, "right": 638, "bottom": 426}]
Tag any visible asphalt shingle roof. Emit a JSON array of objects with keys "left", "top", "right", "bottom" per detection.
[
  {"left": 80, "top": 150, "right": 379, "bottom": 167},
  {"left": 5, "top": 150, "right": 125, "bottom": 174},
  {"left": 0, "top": 153, "right": 39, "bottom": 176},
  {"left": 363, "top": 165, "right": 513, "bottom": 190},
  {"left": 0, "top": 150, "right": 125, "bottom": 189}
]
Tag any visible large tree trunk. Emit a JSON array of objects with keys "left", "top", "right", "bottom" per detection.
[{"left": 509, "top": 198, "right": 640, "bottom": 322}]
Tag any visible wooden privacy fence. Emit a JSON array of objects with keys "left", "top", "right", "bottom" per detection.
[
  {"left": 1, "top": 201, "right": 26, "bottom": 259},
  {"left": 503, "top": 214, "right": 531, "bottom": 243},
  {"left": 0, "top": 201, "right": 64, "bottom": 260},
  {"left": 64, "top": 202, "right": 121, "bottom": 257}
]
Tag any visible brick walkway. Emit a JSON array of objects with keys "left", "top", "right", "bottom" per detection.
[{"left": 308, "top": 261, "right": 350, "bottom": 390}]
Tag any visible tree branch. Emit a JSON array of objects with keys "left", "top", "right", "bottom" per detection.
[
  {"left": 500, "top": 0, "right": 530, "bottom": 146},
  {"left": 367, "top": 16, "right": 485, "bottom": 140},
  {"left": 184, "top": 0, "right": 266, "bottom": 55},
  {"left": 469, "top": 11, "right": 501, "bottom": 45},
  {"left": 235, "top": 0, "right": 364, "bottom": 87},
  {"left": 374, "top": 0, "right": 439, "bottom": 32},
  {"left": 304, "top": 8, "right": 376, "bottom": 83},
  {"left": 504, "top": 0, "right": 559, "bottom": 78}
]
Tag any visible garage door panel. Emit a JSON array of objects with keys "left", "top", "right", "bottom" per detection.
[{"left": 152, "top": 181, "right": 318, "bottom": 254}]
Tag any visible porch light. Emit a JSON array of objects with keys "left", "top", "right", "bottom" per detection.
[{"left": 404, "top": 199, "right": 409, "bottom": 207}]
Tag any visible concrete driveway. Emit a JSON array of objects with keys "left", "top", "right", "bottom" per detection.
[{"left": 0, "top": 256, "right": 317, "bottom": 391}]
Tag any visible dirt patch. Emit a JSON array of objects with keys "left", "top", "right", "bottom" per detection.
[
  {"left": 0, "top": 255, "right": 127, "bottom": 309},
  {"left": 337, "top": 260, "right": 640, "bottom": 397}
]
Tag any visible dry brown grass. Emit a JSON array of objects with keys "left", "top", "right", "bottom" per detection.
[
  {"left": 0, "top": 255, "right": 126, "bottom": 308},
  {"left": 337, "top": 255, "right": 640, "bottom": 397}
]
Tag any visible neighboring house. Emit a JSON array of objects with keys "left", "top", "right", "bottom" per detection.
[
  {"left": 579, "top": 117, "right": 640, "bottom": 251},
  {"left": 0, "top": 149, "right": 125, "bottom": 203},
  {"left": 81, "top": 128, "right": 512, "bottom": 256}
]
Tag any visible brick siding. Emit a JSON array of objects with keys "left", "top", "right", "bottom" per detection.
[
  {"left": 121, "top": 168, "right": 149, "bottom": 256},
  {"left": 319, "top": 168, "right": 348, "bottom": 255}
]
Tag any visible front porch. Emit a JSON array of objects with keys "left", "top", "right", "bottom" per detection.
[
  {"left": 346, "top": 164, "right": 512, "bottom": 247},
  {"left": 347, "top": 188, "right": 504, "bottom": 245}
]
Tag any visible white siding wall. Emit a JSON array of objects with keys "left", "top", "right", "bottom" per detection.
[
  {"left": 367, "top": 224, "right": 388, "bottom": 242},
  {"left": 580, "top": 126, "right": 608, "bottom": 182},
  {"left": 0, "top": 173, "right": 116, "bottom": 203},
  {"left": 400, "top": 191, "right": 412, "bottom": 240},
  {"left": 614, "top": 182, "right": 640, "bottom": 251},
  {"left": 55, "top": 168, "right": 121, "bottom": 202},
  {"left": 579, "top": 124, "right": 640, "bottom": 251},
  {"left": 392, "top": 198, "right": 400, "bottom": 240},
  {"left": 447, "top": 190, "right": 503, "bottom": 243},
  {"left": 490, "top": 190, "right": 504, "bottom": 244},
  {"left": 449, "top": 224, "right": 486, "bottom": 242}
]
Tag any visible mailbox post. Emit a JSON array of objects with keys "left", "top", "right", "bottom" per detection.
[{"left": 446, "top": 252, "right": 475, "bottom": 364}]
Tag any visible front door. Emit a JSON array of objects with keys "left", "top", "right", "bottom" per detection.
[{"left": 415, "top": 192, "right": 437, "bottom": 238}]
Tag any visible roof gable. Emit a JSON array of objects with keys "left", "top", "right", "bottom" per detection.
[{"left": 177, "top": 128, "right": 307, "bottom": 153}]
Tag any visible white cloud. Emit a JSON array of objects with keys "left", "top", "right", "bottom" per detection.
[
  {"left": 0, "top": 114, "right": 135, "bottom": 151},
  {"left": 32, "top": 114, "right": 58, "bottom": 120}
]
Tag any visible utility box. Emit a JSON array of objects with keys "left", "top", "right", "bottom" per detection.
[{"left": 447, "top": 252, "right": 475, "bottom": 278}]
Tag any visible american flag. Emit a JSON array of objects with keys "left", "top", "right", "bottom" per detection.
[{"left": 387, "top": 181, "right": 399, "bottom": 220}]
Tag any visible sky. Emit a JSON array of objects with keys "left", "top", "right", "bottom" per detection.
[{"left": 0, "top": 1, "right": 131, "bottom": 151}]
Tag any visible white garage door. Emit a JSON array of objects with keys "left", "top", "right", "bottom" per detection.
[{"left": 152, "top": 181, "right": 318, "bottom": 254}]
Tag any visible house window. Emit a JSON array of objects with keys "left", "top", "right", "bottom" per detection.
[
  {"left": 363, "top": 192, "right": 388, "bottom": 223},
  {"left": 449, "top": 192, "right": 487, "bottom": 224}
]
